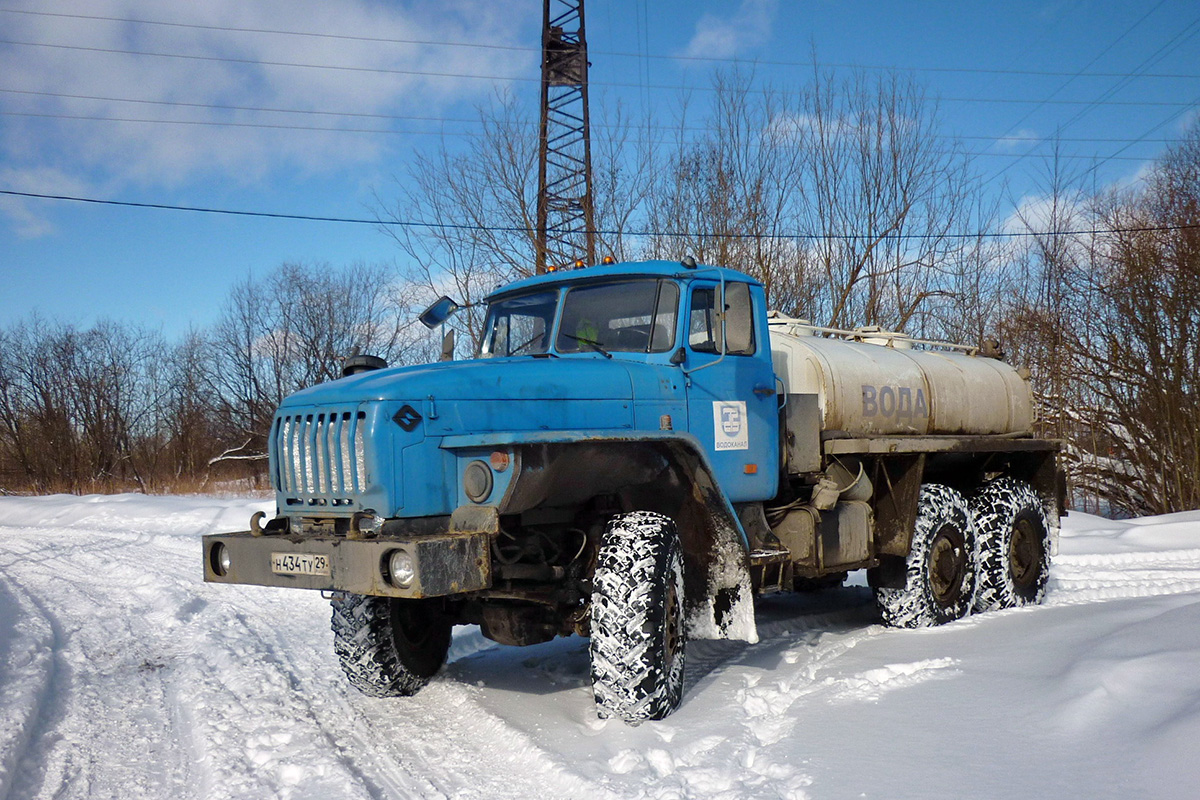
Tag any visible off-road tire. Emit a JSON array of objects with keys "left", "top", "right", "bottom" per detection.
[
  {"left": 875, "top": 484, "right": 978, "bottom": 628},
  {"left": 971, "top": 478, "right": 1052, "bottom": 611},
  {"left": 589, "top": 511, "right": 686, "bottom": 724},
  {"left": 330, "top": 592, "right": 451, "bottom": 697}
]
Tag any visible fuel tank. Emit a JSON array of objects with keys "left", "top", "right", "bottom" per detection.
[{"left": 768, "top": 316, "right": 1034, "bottom": 437}]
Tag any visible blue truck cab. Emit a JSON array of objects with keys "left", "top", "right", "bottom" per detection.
[{"left": 205, "top": 259, "right": 781, "bottom": 722}]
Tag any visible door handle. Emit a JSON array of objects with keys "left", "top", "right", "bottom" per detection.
[{"left": 753, "top": 384, "right": 775, "bottom": 397}]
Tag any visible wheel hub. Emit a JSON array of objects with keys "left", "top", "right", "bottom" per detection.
[
  {"left": 664, "top": 578, "right": 682, "bottom": 665},
  {"left": 928, "top": 524, "right": 967, "bottom": 606},
  {"left": 1009, "top": 517, "right": 1042, "bottom": 589}
]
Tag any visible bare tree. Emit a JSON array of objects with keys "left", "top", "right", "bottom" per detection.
[
  {"left": 643, "top": 72, "right": 815, "bottom": 313},
  {"left": 0, "top": 317, "right": 164, "bottom": 492},
  {"left": 790, "top": 68, "right": 985, "bottom": 333},
  {"left": 1066, "top": 125, "right": 1200, "bottom": 515},
  {"left": 381, "top": 92, "right": 654, "bottom": 352},
  {"left": 207, "top": 261, "right": 414, "bottom": 466}
]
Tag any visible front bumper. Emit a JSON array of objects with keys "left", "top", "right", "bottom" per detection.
[{"left": 202, "top": 530, "right": 491, "bottom": 599}]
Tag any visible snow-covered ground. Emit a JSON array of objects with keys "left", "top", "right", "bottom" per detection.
[{"left": 2, "top": 496, "right": 1199, "bottom": 800}]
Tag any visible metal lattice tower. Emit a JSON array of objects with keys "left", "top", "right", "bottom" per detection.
[{"left": 536, "top": 0, "right": 595, "bottom": 274}]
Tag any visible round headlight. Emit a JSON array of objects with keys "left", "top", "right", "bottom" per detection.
[
  {"left": 463, "top": 459, "right": 493, "bottom": 503},
  {"left": 388, "top": 549, "right": 415, "bottom": 588},
  {"left": 211, "top": 542, "right": 231, "bottom": 576}
]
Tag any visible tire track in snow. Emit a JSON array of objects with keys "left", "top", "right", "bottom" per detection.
[
  {"left": 0, "top": 577, "right": 56, "bottom": 800},
  {"left": 7, "top": 499, "right": 1200, "bottom": 800},
  {"left": 1048, "top": 549, "right": 1200, "bottom": 606},
  {"left": 253, "top": 608, "right": 617, "bottom": 800},
  {"left": 3, "top": 519, "right": 609, "bottom": 799},
  {"left": 212, "top": 600, "right": 442, "bottom": 800},
  {"left": 0, "top": 528, "right": 200, "bottom": 800}
]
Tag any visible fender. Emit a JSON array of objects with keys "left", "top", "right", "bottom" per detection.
[{"left": 440, "top": 429, "right": 758, "bottom": 643}]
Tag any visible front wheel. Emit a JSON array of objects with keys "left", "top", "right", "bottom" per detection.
[
  {"left": 330, "top": 593, "right": 452, "bottom": 697},
  {"left": 971, "top": 478, "right": 1052, "bottom": 611},
  {"left": 589, "top": 511, "right": 686, "bottom": 724},
  {"left": 875, "top": 484, "right": 978, "bottom": 628}
]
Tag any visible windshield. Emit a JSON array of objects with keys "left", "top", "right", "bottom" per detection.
[
  {"left": 481, "top": 289, "right": 558, "bottom": 357},
  {"left": 481, "top": 279, "right": 681, "bottom": 357},
  {"left": 557, "top": 280, "right": 679, "bottom": 354}
]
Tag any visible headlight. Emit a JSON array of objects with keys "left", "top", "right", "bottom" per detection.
[
  {"left": 388, "top": 549, "right": 415, "bottom": 588},
  {"left": 463, "top": 459, "right": 493, "bottom": 503},
  {"left": 211, "top": 542, "right": 231, "bottom": 576}
]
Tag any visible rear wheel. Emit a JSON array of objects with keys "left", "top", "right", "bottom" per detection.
[
  {"left": 875, "top": 484, "right": 978, "bottom": 628},
  {"left": 589, "top": 511, "right": 686, "bottom": 724},
  {"left": 971, "top": 478, "right": 1052, "bottom": 611},
  {"left": 330, "top": 592, "right": 452, "bottom": 697}
]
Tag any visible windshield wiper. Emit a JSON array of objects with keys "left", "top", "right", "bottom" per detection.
[
  {"left": 560, "top": 333, "right": 612, "bottom": 359},
  {"left": 511, "top": 332, "right": 547, "bottom": 355}
]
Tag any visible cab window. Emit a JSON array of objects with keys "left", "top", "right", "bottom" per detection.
[
  {"left": 556, "top": 280, "right": 679, "bottom": 353},
  {"left": 481, "top": 290, "right": 557, "bottom": 357},
  {"left": 689, "top": 282, "right": 755, "bottom": 355}
]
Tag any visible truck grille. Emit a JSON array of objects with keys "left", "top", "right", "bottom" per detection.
[{"left": 273, "top": 410, "right": 367, "bottom": 504}]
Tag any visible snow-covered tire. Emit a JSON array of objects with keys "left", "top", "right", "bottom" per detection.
[
  {"left": 330, "top": 592, "right": 451, "bottom": 697},
  {"left": 875, "top": 484, "right": 978, "bottom": 628},
  {"left": 589, "top": 511, "right": 686, "bottom": 725},
  {"left": 971, "top": 478, "right": 1052, "bottom": 611}
]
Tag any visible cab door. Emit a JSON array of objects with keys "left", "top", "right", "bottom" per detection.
[{"left": 682, "top": 279, "right": 779, "bottom": 503}]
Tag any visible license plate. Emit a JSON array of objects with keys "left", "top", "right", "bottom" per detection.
[{"left": 270, "top": 552, "right": 331, "bottom": 576}]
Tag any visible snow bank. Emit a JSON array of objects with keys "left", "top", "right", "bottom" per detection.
[{"left": 1, "top": 497, "right": 1199, "bottom": 799}]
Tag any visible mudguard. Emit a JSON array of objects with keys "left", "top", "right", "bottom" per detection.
[{"left": 440, "top": 430, "right": 759, "bottom": 643}]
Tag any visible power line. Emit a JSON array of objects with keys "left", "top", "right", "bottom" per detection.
[
  {"left": 3, "top": 87, "right": 1194, "bottom": 130},
  {"left": 4, "top": 188, "right": 1196, "bottom": 240},
  {"left": 0, "top": 109, "right": 449, "bottom": 136},
  {"left": 0, "top": 8, "right": 535, "bottom": 54},
  {"left": 0, "top": 87, "right": 459, "bottom": 123},
  {"left": 0, "top": 110, "right": 1169, "bottom": 159},
  {"left": 0, "top": 38, "right": 535, "bottom": 84},
  {"left": 4, "top": 7, "right": 1200, "bottom": 81},
  {"left": 989, "top": 1, "right": 1166, "bottom": 151},
  {"left": 986, "top": 12, "right": 1200, "bottom": 185},
  {"left": 1095, "top": 90, "right": 1200, "bottom": 168}
]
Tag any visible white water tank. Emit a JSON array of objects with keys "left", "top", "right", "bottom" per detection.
[{"left": 768, "top": 317, "right": 1034, "bottom": 437}]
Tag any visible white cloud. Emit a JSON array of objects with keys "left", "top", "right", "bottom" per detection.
[
  {"left": 994, "top": 129, "right": 1040, "bottom": 152},
  {"left": 1002, "top": 192, "right": 1088, "bottom": 235},
  {"left": 1177, "top": 107, "right": 1200, "bottom": 134},
  {"left": 0, "top": 166, "right": 94, "bottom": 237},
  {"left": 681, "top": 0, "right": 777, "bottom": 60},
  {"left": 0, "top": 0, "right": 536, "bottom": 219}
]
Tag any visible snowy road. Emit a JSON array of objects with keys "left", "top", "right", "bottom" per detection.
[{"left": 2, "top": 495, "right": 1199, "bottom": 800}]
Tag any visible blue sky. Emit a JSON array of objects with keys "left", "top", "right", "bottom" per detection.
[{"left": 2, "top": 0, "right": 1198, "bottom": 337}]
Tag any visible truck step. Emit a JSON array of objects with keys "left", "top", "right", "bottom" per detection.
[
  {"left": 749, "top": 548, "right": 790, "bottom": 565},
  {"left": 749, "top": 549, "right": 792, "bottom": 594}
]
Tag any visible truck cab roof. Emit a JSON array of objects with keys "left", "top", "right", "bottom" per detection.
[{"left": 485, "top": 259, "right": 762, "bottom": 301}]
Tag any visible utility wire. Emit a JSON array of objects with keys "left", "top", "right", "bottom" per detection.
[
  {"left": 5, "top": 35, "right": 1200, "bottom": 94},
  {"left": 0, "top": 106, "right": 1181, "bottom": 144},
  {"left": 0, "top": 110, "right": 1164, "bottom": 159},
  {"left": 986, "top": 13, "right": 1200, "bottom": 185},
  {"left": 4, "top": 188, "right": 1196, "bottom": 240},
  {"left": 2, "top": 87, "right": 1194, "bottom": 127},
  {"left": 0, "top": 38, "right": 537, "bottom": 85},
  {"left": 992, "top": 1, "right": 1166, "bottom": 145},
  {"left": 1095, "top": 90, "right": 1200, "bottom": 168},
  {"left": 3, "top": 7, "right": 1200, "bottom": 80}
]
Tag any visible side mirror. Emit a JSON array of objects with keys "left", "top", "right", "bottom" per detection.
[
  {"left": 670, "top": 347, "right": 686, "bottom": 366},
  {"left": 419, "top": 296, "right": 462, "bottom": 329}
]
